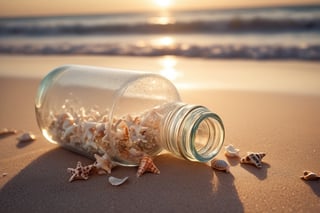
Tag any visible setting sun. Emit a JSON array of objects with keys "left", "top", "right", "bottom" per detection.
[{"left": 154, "top": 0, "right": 172, "bottom": 8}]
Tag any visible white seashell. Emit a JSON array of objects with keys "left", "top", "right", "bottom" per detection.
[
  {"left": 62, "top": 118, "right": 74, "bottom": 130},
  {"left": 61, "top": 124, "right": 78, "bottom": 140},
  {"left": 224, "top": 144, "right": 240, "bottom": 158},
  {"left": 0, "top": 128, "right": 17, "bottom": 136},
  {"left": 211, "top": 158, "right": 230, "bottom": 173},
  {"left": 17, "top": 132, "right": 36, "bottom": 142},
  {"left": 108, "top": 176, "right": 129, "bottom": 186},
  {"left": 300, "top": 170, "right": 320, "bottom": 181}
]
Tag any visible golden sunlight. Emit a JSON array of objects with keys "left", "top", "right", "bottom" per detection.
[
  {"left": 152, "top": 36, "right": 175, "bottom": 47},
  {"left": 159, "top": 56, "right": 180, "bottom": 81},
  {"left": 154, "top": 0, "right": 172, "bottom": 8}
]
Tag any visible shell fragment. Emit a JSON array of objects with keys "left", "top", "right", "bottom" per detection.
[{"left": 108, "top": 176, "right": 129, "bottom": 186}]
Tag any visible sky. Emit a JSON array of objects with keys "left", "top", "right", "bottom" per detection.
[{"left": 0, "top": 0, "right": 319, "bottom": 17}]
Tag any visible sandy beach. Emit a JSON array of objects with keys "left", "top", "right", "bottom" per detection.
[{"left": 0, "top": 55, "right": 320, "bottom": 212}]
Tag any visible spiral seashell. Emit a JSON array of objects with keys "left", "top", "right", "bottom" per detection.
[
  {"left": 224, "top": 144, "right": 240, "bottom": 158},
  {"left": 240, "top": 152, "right": 266, "bottom": 168},
  {"left": 211, "top": 158, "right": 230, "bottom": 173},
  {"left": 108, "top": 176, "right": 129, "bottom": 186},
  {"left": 300, "top": 170, "right": 320, "bottom": 181},
  {"left": 136, "top": 156, "right": 160, "bottom": 177}
]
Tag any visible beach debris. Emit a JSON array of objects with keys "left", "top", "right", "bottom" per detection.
[
  {"left": 1, "top": 172, "right": 8, "bottom": 178},
  {"left": 67, "top": 161, "right": 94, "bottom": 182},
  {"left": 224, "top": 144, "right": 240, "bottom": 158},
  {"left": 0, "top": 128, "right": 17, "bottom": 138},
  {"left": 240, "top": 152, "right": 266, "bottom": 168},
  {"left": 17, "top": 132, "right": 36, "bottom": 143},
  {"left": 94, "top": 153, "right": 115, "bottom": 174},
  {"left": 136, "top": 156, "right": 160, "bottom": 177},
  {"left": 211, "top": 158, "right": 230, "bottom": 173},
  {"left": 300, "top": 170, "right": 320, "bottom": 181},
  {"left": 108, "top": 176, "right": 129, "bottom": 186}
]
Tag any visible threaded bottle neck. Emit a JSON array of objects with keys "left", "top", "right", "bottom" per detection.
[{"left": 161, "top": 103, "right": 225, "bottom": 162}]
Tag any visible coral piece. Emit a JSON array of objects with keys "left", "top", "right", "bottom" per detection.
[
  {"left": 224, "top": 144, "right": 240, "bottom": 158},
  {"left": 17, "top": 132, "right": 36, "bottom": 143},
  {"left": 136, "top": 156, "right": 160, "bottom": 177},
  {"left": 108, "top": 176, "right": 129, "bottom": 186},
  {"left": 300, "top": 170, "right": 320, "bottom": 181},
  {"left": 211, "top": 158, "right": 230, "bottom": 173},
  {"left": 240, "top": 152, "right": 266, "bottom": 168},
  {"left": 67, "top": 161, "right": 94, "bottom": 182},
  {"left": 94, "top": 153, "right": 115, "bottom": 174}
]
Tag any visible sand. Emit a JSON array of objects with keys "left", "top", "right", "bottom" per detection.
[{"left": 0, "top": 55, "right": 319, "bottom": 212}]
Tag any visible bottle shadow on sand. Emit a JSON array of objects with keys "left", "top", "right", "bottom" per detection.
[{"left": 0, "top": 150, "right": 244, "bottom": 213}]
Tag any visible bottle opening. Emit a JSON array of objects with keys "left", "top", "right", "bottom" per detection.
[
  {"left": 190, "top": 113, "right": 225, "bottom": 162},
  {"left": 162, "top": 104, "right": 225, "bottom": 162}
]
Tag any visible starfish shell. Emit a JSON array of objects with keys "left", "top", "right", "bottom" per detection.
[
  {"left": 300, "top": 170, "right": 320, "bottom": 181},
  {"left": 136, "top": 156, "right": 160, "bottom": 177},
  {"left": 94, "top": 153, "right": 115, "bottom": 174},
  {"left": 67, "top": 161, "right": 94, "bottom": 182},
  {"left": 224, "top": 144, "right": 240, "bottom": 158},
  {"left": 211, "top": 158, "right": 230, "bottom": 173},
  {"left": 240, "top": 152, "right": 266, "bottom": 168}
]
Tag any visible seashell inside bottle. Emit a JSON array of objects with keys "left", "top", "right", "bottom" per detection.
[{"left": 35, "top": 65, "right": 225, "bottom": 166}]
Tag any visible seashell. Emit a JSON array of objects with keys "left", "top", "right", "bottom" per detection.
[
  {"left": 108, "top": 176, "right": 129, "bottom": 186},
  {"left": 61, "top": 124, "right": 78, "bottom": 140},
  {"left": 224, "top": 144, "right": 240, "bottom": 158},
  {"left": 62, "top": 117, "right": 74, "bottom": 130},
  {"left": 136, "top": 156, "right": 160, "bottom": 177},
  {"left": 0, "top": 128, "right": 17, "bottom": 137},
  {"left": 94, "top": 153, "right": 115, "bottom": 174},
  {"left": 67, "top": 161, "right": 94, "bottom": 182},
  {"left": 211, "top": 158, "right": 230, "bottom": 173},
  {"left": 300, "top": 170, "right": 320, "bottom": 181},
  {"left": 17, "top": 132, "right": 36, "bottom": 143},
  {"left": 240, "top": 152, "right": 266, "bottom": 168}
]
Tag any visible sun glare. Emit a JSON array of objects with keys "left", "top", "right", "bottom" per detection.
[
  {"left": 154, "top": 0, "right": 172, "bottom": 8},
  {"left": 159, "top": 56, "right": 180, "bottom": 81},
  {"left": 151, "top": 36, "right": 175, "bottom": 47}
]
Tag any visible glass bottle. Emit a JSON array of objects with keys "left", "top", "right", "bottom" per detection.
[{"left": 35, "top": 65, "right": 225, "bottom": 166}]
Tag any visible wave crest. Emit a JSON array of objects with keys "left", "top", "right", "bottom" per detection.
[{"left": 1, "top": 43, "right": 319, "bottom": 60}]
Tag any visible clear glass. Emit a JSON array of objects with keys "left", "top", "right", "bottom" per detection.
[{"left": 35, "top": 65, "right": 225, "bottom": 166}]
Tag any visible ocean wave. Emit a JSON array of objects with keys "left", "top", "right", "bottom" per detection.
[
  {"left": 1, "top": 17, "right": 320, "bottom": 36},
  {"left": 1, "top": 43, "right": 319, "bottom": 60}
]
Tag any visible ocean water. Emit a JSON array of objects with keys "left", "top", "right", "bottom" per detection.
[{"left": 0, "top": 5, "right": 320, "bottom": 60}]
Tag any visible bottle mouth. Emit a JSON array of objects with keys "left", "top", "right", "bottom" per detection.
[
  {"left": 162, "top": 104, "right": 225, "bottom": 162},
  {"left": 189, "top": 111, "right": 225, "bottom": 162}
]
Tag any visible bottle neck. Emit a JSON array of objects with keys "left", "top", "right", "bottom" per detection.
[{"left": 161, "top": 103, "right": 225, "bottom": 162}]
